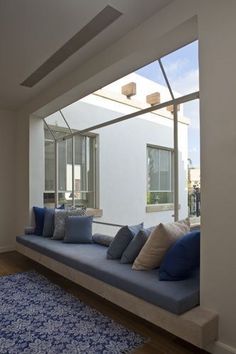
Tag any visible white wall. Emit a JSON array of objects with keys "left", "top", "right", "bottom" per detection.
[
  {"left": 0, "top": 110, "right": 16, "bottom": 251},
  {"left": 199, "top": 1, "right": 236, "bottom": 353},
  {"left": 29, "top": 115, "right": 45, "bottom": 223}
]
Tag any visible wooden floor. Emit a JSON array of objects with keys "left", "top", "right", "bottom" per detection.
[{"left": 0, "top": 251, "right": 208, "bottom": 354}]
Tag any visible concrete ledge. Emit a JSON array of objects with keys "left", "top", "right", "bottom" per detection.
[
  {"left": 86, "top": 208, "right": 103, "bottom": 217},
  {"left": 146, "top": 203, "right": 181, "bottom": 213},
  {"left": 16, "top": 242, "right": 218, "bottom": 349}
]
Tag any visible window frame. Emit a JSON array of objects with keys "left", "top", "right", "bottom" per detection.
[
  {"left": 146, "top": 144, "right": 174, "bottom": 206},
  {"left": 44, "top": 127, "right": 99, "bottom": 209}
]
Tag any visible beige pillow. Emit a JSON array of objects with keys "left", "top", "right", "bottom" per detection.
[{"left": 132, "top": 219, "right": 190, "bottom": 270}]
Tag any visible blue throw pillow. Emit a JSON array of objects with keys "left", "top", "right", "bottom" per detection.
[
  {"left": 107, "top": 223, "right": 143, "bottom": 260},
  {"left": 33, "top": 206, "right": 45, "bottom": 236},
  {"left": 42, "top": 208, "right": 55, "bottom": 237},
  {"left": 159, "top": 230, "right": 200, "bottom": 281},
  {"left": 64, "top": 215, "right": 93, "bottom": 243},
  {"left": 120, "top": 227, "right": 154, "bottom": 264},
  {"left": 92, "top": 233, "right": 113, "bottom": 247}
]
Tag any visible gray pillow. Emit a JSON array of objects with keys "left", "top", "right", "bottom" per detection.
[
  {"left": 120, "top": 227, "right": 154, "bottom": 264},
  {"left": 64, "top": 215, "right": 93, "bottom": 243},
  {"left": 92, "top": 233, "right": 113, "bottom": 247},
  {"left": 52, "top": 209, "right": 86, "bottom": 240},
  {"left": 107, "top": 223, "right": 143, "bottom": 260},
  {"left": 42, "top": 208, "right": 55, "bottom": 237}
]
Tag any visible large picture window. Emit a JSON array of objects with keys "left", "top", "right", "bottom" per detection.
[
  {"left": 147, "top": 146, "right": 173, "bottom": 205},
  {"left": 42, "top": 40, "right": 199, "bottom": 225}
]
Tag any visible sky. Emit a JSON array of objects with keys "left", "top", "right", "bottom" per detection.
[{"left": 136, "top": 41, "right": 200, "bottom": 167}]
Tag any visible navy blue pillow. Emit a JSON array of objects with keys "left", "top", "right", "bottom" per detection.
[
  {"left": 33, "top": 206, "right": 45, "bottom": 236},
  {"left": 42, "top": 208, "right": 55, "bottom": 237},
  {"left": 159, "top": 230, "right": 200, "bottom": 281},
  {"left": 64, "top": 215, "right": 93, "bottom": 243}
]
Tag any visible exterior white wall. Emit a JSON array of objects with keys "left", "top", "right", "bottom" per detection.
[
  {"left": 0, "top": 110, "right": 16, "bottom": 252},
  {"left": 46, "top": 84, "right": 188, "bottom": 233}
]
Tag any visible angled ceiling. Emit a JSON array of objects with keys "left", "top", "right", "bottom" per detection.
[{"left": 0, "top": 0, "right": 173, "bottom": 110}]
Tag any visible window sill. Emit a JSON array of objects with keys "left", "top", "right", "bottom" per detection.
[
  {"left": 146, "top": 204, "right": 180, "bottom": 213},
  {"left": 86, "top": 208, "right": 103, "bottom": 218}
]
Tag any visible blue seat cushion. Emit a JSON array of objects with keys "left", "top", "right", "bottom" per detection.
[
  {"left": 159, "top": 230, "right": 200, "bottom": 281},
  {"left": 16, "top": 235, "right": 200, "bottom": 315}
]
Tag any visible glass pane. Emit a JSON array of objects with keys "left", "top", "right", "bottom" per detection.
[
  {"left": 58, "top": 139, "right": 73, "bottom": 207},
  {"left": 147, "top": 146, "right": 173, "bottom": 205},
  {"left": 161, "top": 41, "right": 199, "bottom": 98},
  {"left": 44, "top": 125, "right": 54, "bottom": 140},
  {"left": 74, "top": 135, "right": 96, "bottom": 208},
  {"left": 60, "top": 98, "right": 123, "bottom": 132},
  {"left": 135, "top": 60, "right": 172, "bottom": 102},
  {"left": 45, "top": 112, "right": 70, "bottom": 138},
  {"left": 147, "top": 147, "right": 160, "bottom": 191},
  {"left": 58, "top": 60, "right": 175, "bottom": 133},
  {"left": 159, "top": 149, "right": 171, "bottom": 191},
  {"left": 178, "top": 99, "right": 200, "bottom": 223},
  {"left": 45, "top": 141, "right": 55, "bottom": 191}
]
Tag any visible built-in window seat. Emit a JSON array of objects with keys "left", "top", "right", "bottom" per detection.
[{"left": 16, "top": 234, "right": 218, "bottom": 350}]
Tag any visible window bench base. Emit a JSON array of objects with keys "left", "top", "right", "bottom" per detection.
[{"left": 16, "top": 242, "right": 218, "bottom": 350}]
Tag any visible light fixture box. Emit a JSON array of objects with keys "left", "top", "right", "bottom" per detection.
[
  {"left": 146, "top": 92, "right": 161, "bottom": 106},
  {"left": 121, "top": 82, "right": 136, "bottom": 98}
]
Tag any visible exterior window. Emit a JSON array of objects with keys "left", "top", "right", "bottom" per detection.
[
  {"left": 147, "top": 146, "right": 173, "bottom": 205},
  {"left": 44, "top": 128, "right": 97, "bottom": 208}
]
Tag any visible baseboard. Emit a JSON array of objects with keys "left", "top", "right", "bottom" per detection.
[
  {"left": 207, "top": 341, "right": 236, "bottom": 354},
  {"left": 0, "top": 245, "right": 15, "bottom": 253}
]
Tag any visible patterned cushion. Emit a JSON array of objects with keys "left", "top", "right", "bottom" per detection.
[
  {"left": 132, "top": 219, "right": 190, "bottom": 270},
  {"left": 52, "top": 209, "right": 86, "bottom": 240}
]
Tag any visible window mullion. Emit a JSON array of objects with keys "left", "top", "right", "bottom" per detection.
[
  {"left": 55, "top": 140, "right": 58, "bottom": 207},
  {"left": 173, "top": 104, "right": 179, "bottom": 221},
  {"left": 72, "top": 136, "right": 75, "bottom": 207}
]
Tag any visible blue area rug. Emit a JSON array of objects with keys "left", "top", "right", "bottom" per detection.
[{"left": 0, "top": 271, "right": 146, "bottom": 354}]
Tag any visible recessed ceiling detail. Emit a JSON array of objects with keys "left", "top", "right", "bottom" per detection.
[{"left": 20, "top": 5, "right": 122, "bottom": 88}]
